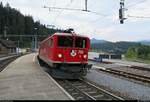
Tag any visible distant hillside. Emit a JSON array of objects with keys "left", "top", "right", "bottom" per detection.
[
  {"left": 91, "top": 39, "right": 141, "bottom": 54},
  {"left": 91, "top": 38, "right": 108, "bottom": 44},
  {"left": 139, "top": 40, "right": 150, "bottom": 46}
]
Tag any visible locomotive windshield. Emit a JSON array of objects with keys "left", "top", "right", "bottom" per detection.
[
  {"left": 58, "top": 36, "right": 87, "bottom": 48},
  {"left": 58, "top": 36, "right": 73, "bottom": 47},
  {"left": 75, "top": 37, "right": 87, "bottom": 48}
]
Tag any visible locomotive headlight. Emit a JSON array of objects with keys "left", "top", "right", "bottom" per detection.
[
  {"left": 58, "top": 54, "right": 62, "bottom": 58},
  {"left": 83, "top": 55, "right": 87, "bottom": 59}
]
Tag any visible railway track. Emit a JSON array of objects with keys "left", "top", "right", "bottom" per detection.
[
  {"left": 0, "top": 54, "right": 22, "bottom": 72},
  {"left": 129, "top": 65, "right": 150, "bottom": 72},
  {"left": 0, "top": 54, "right": 17, "bottom": 58},
  {"left": 55, "top": 79, "right": 124, "bottom": 100},
  {"left": 89, "top": 58, "right": 150, "bottom": 72},
  {"left": 97, "top": 68, "right": 150, "bottom": 84},
  {"left": 90, "top": 59, "right": 150, "bottom": 83}
]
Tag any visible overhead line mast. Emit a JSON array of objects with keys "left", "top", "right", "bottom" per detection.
[
  {"left": 43, "top": 6, "right": 87, "bottom": 12},
  {"left": 43, "top": 0, "right": 106, "bottom": 17},
  {"left": 85, "top": 0, "right": 88, "bottom": 11},
  {"left": 43, "top": 0, "right": 90, "bottom": 12}
]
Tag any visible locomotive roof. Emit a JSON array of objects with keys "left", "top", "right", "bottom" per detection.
[
  {"left": 54, "top": 33, "right": 88, "bottom": 38},
  {"left": 40, "top": 33, "right": 89, "bottom": 44}
]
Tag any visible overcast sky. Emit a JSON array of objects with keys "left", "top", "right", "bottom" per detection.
[{"left": 1, "top": 0, "right": 150, "bottom": 42}]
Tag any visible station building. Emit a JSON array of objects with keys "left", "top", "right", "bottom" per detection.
[{"left": 0, "top": 39, "right": 17, "bottom": 54}]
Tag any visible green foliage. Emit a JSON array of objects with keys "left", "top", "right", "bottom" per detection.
[
  {"left": 148, "top": 53, "right": 150, "bottom": 60},
  {"left": 125, "top": 47, "right": 137, "bottom": 58},
  {"left": 0, "top": 2, "right": 63, "bottom": 48},
  {"left": 125, "top": 45, "right": 150, "bottom": 60}
]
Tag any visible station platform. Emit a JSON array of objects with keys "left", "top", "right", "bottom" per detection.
[{"left": 0, "top": 53, "right": 74, "bottom": 100}]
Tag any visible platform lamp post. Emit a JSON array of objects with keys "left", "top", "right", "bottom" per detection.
[{"left": 34, "top": 27, "right": 38, "bottom": 52}]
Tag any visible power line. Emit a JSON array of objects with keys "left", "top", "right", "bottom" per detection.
[
  {"left": 53, "top": 0, "right": 56, "bottom": 7},
  {"left": 88, "top": 11, "right": 107, "bottom": 17},
  {"left": 43, "top": 6, "right": 86, "bottom": 12},
  {"left": 43, "top": 0, "right": 108, "bottom": 31},
  {"left": 74, "top": 13, "right": 110, "bottom": 33},
  {"left": 125, "top": 0, "right": 150, "bottom": 22},
  {"left": 127, "top": 0, "right": 147, "bottom": 8},
  {"left": 128, "top": 15, "right": 150, "bottom": 19},
  {"left": 51, "top": 0, "right": 74, "bottom": 26},
  {"left": 43, "top": 6, "right": 107, "bottom": 17},
  {"left": 70, "top": 0, "right": 73, "bottom": 3}
]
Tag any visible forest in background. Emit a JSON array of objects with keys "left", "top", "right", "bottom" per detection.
[{"left": 0, "top": 2, "right": 63, "bottom": 48}]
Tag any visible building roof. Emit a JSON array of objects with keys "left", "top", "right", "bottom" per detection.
[{"left": 0, "top": 39, "right": 16, "bottom": 48}]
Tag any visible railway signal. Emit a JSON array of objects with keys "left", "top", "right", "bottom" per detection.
[{"left": 119, "top": 0, "right": 127, "bottom": 24}]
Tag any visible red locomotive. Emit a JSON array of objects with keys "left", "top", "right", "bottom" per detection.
[{"left": 38, "top": 29, "right": 92, "bottom": 79}]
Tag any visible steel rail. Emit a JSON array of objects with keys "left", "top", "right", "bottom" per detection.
[
  {"left": 80, "top": 79, "right": 124, "bottom": 100},
  {"left": 55, "top": 79, "right": 124, "bottom": 100},
  {"left": 56, "top": 79, "right": 92, "bottom": 100},
  {"left": 129, "top": 65, "right": 150, "bottom": 72},
  {"left": 0, "top": 54, "right": 22, "bottom": 72},
  {"left": 89, "top": 58, "right": 150, "bottom": 72},
  {"left": 97, "top": 68, "right": 150, "bottom": 84}
]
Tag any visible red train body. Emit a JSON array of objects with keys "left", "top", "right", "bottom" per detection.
[{"left": 38, "top": 32, "right": 92, "bottom": 79}]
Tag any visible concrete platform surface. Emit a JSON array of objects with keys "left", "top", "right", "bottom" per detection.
[{"left": 0, "top": 53, "right": 73, "bottom": 100}]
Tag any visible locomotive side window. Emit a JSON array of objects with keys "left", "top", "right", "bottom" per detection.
[
  {"left": 75, "top": 37, "right": 87, "bottom": 48},
  {"left": 48, "top": 40, "right": 51, "bottom": 46},
  {"left": 48, "top": 39, "right": 53, "bottom": 47},
  {"left": 58, "top": 36, "right": 73, "bottom": 47}
]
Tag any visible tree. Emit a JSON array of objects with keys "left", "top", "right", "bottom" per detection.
[
  {"left": 0, "top": 2, "right": 64, "bottom": 48},
  {"left": 125, "top": 45, "right": 150, "bottom": 61}
]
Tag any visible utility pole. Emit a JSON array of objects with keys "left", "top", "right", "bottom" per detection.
[
  {"left": 43, "top": 0, "right": 90, "bottom": 12},
  {"left": 35, "top": 35, "right": 37, "bottom": 52},
  {"left": 85, "top": 0, "right": 88, "bottom": 11},
  {"left": 34, "top": 27, "right": 38, "bottom": 52},
  {"left": 17, "top": 40, "right": 19, "bottom": 54},
  {"left": 31, "top": 36, "right": 35, "bottom": 52},
  {"left": 4, "top": 26, "right": 7, "bottom": 38},
  {"left": 119, "top": 0, "right": 126, "bottom": 24}
]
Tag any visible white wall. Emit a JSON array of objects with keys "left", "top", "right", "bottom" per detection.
[{"left": 88, "top": 52, "right": 100, "bottom": 59}]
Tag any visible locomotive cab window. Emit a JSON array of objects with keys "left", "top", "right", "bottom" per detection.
[
  {"left": 58, "top": 36, "right": 73, "bottom": 47},
  {"left": 75, "top": 37, "right": 87, "bottom": 48}
]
